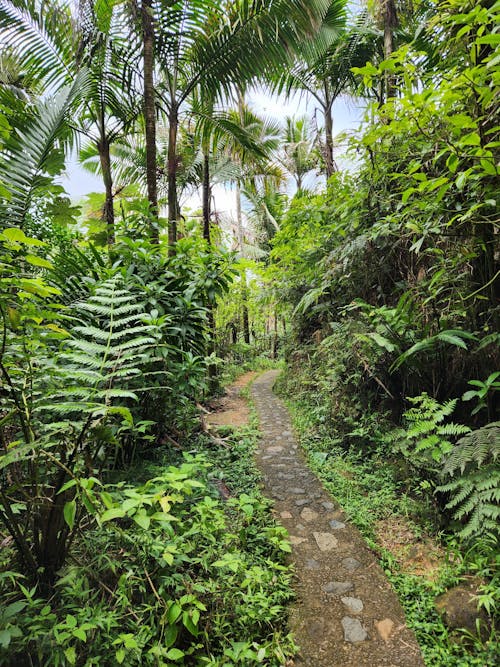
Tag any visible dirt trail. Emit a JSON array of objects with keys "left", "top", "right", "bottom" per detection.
[{"left": 209, "top": 370, "right": 425, "bottom": 667}]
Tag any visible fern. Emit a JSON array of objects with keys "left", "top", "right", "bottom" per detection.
[
  {"left": 437, "top": 423, "right": 500, "bottom": 539},
  {"left": 399, "top": 393, "right": 471, "bottom": 465}
]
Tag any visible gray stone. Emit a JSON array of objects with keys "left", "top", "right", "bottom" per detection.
[
  {"left": 341, "top": 596, "right": 364, "bottom": 613},
  {"left": 290, "top": 487, "right": 306, "bottom": 494},
  {"left": 341, "top": 617, "right": 368, "bottom": 643},
  {"left": 295, "top": 499, "right": 309, "bottom": 507},
  {"left": 342, "top": 557, "right": 362, "bottom": 572},
  {"left": 313, "top": 532, "right": 338, "bottom": 551},
  {"left": 305, "top": 558, "right": 320, "bottom": 570},
  {"left": 329, "top": 520, "right": 346, "bottom": 530},
  {"left": 321, "top": 501, "right": 335, "bottom": 510},
  {"left": 323, "top": 581, "right": 354, "bottom": 595},
  {"left": 300, "top": 507, "right": 319, "bottom": 522}
]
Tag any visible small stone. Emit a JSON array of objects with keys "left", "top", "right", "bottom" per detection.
[
  {"left": 305, "top": 559, "right": 320, "bottom": 570},
  {"left": 342, "top": 617, "right": 368, "bottom": 643},
  {"left": 295, "top": 499, "right": 309, "bottom": 507},
  {"left": 280, "top": 511, "right": 293, "bottom": 519},
  {"left": 321, "top": 501, "right": 335, "bottom": 510},
  {"left": 313, "top": 532, "right": 338, "bottom": 551},
  {"left": 329, "top": 520, "right": 346, "bottom": 530},
  {"left": 289, "top": 535, "right": 308, "bottom": 546},
  {"left": 342, "top": 557, "right": 362, "bottom": 572},
  {"left": 290, "top": 487, "right": 306, "bottom": 494},
  {"left": 300, "top": 507, "right": 319, "bottom": 522},
  {"left": 323, "top": 581, "right": 354, "bottom": 595},
  {"left": 266, "top": 446, "right": 283, "bottom": 453},
  {"left": 341, "top": 597, "right": 364, "bottom": 613},
  {"left": 272, "top": 493, "right": 284, "bottom": 501},
  {"left": 375, "top": 618, "right": 395, "bottom": 642}
]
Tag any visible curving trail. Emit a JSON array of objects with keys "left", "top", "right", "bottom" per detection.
[{"left": 251, "top": 370, "right": 425, "bottom": 667}]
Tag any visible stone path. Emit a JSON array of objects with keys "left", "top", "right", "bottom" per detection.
[{"left": 251, "top": 371, "right": 425, "bottom": 667}]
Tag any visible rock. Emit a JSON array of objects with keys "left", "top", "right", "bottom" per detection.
[
  {"left": 342, "top": 557, "right": 362, "bottom": 572},
  {"left": 321, "top": 501, "right": 335, "bottom": 510},
  {"left": 341, "top": 597, "right": 364, "bottom": 613},
  {"left": 266, "top": 446, "right": 283, "bottom": 453},
  {"left": 290, "top": 487, "right": 306, "bottom": 494},
  {"left": 295, "top": 499, "right": 309, "bottom": 507},
  {"left": 313, "top": 532, "right": 338, "bottom": 551},
  {"left": 329, "top": 520, "right": 346, "bottom": 530},
  {"left": 300, "top": 507, "right": 319, "bottom": 522},
  {"left": 305, "top": 558, "right": 320, "bottom": 570},
  {"left": 289, "top": 535, "right": 308, "bottom": 546},
  {"left": 435, "top": 581, "right": 491, "bottom": 637},
  {"left": 375, "top": 618, "right": 395, "bottom": 642},
  {"left": 342, "top": 617, "right": 368, "bottom": 643},
  {"left": 323, "top": 581, "right": 354, "bottom": 595},
  {"left": 280, "top": 511, "right": 293, "bottom": 519}
]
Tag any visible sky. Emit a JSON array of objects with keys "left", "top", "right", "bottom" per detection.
[{"left": 59, "top": 89, "right": 365, "bottom": 215}]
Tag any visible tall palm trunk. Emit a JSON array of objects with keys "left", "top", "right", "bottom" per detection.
[
  {"left": 202, "top": 150, "right": 211, "bottom": 243},
  {"left": 323, "top": 81, "right": 336, "bottom": 179},
  {"left": 382, "top": 0, "right": 398, "bottom": 99},
  {"left": 167, "top": 103, "right": 179, "bottom": 251},
  {"left": 141, "top": 0, "right": 158, "bottom": 243},
  {"left": 97, "top": 136, "right": 115, "bottom": 246}
]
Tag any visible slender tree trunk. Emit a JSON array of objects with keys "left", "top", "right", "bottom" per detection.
[
  {"left": 382, "top": 0, "right": 398, "bottom": 99},
  {"left": 242, "top": 277, "right": 250, "bottom": 345},
  {"left": 323, "top": 83, "right": 336, "bottom": 179},
  {"left": 141, "top": 0, "right": 158, "bottom": 243},
  {"left": 98, "top": 137, "right": 115, "bottom": 246},
  {"left": 168, "top": 104, "right": 179, "bottom": 252},
  {"left": 202, "top": 150, "right": 211, "bottom": 243}
]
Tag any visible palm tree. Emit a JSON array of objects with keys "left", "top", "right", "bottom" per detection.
[
  {"left": 274, "top": 3, "right": 377, "bottom": 178},
  {"left": 145, "top": 0, "right": 332, "bottom": 248},
  {"left": 278, "top": 116, "right": 319, "bottom": 192},
  {"left": 1, "top": 0, "right": 142, "bottom": 245}
]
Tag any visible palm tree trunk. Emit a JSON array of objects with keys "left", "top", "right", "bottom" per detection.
[
  {"left": 168, "top": 104, "right": 179, "bottom": 251},
  {"left": 141, "top": 0, "right": 158, "bottom": 243},
  {"left": 202, "top": 150, "right": 211, "bottom": 243},
  {"left": 382, "top": 0, "right": 398, "bottom": 99},
  {"left": 323, "top": 82, "right": 336, "bottom": 179},
  {"left": 97, "top": 138, "right": 115, "bottom": 246}
]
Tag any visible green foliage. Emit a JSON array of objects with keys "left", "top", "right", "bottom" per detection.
[
  {"left": 398, "top": 393, "right": 471, "bottom": 467},
  {"left": 438, "top": 423, "right": 500, "bottom": 540},
  {"left": 0, "top": 441, "right": 295, "bottom": 666}
]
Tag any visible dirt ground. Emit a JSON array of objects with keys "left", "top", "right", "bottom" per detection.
[{"left": 205, "top": 371, "right": 257, "bottom": 427}]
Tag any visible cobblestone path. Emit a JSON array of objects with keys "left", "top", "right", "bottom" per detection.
[{"left": 251, "top": 370, "right": 425, "bottom": 667}]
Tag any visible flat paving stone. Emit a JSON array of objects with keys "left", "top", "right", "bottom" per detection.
[
  {"left": 323, "top": 581, "right": 354, "bottom": 595},
  {"left": 341, "top": 597, "right": 364, "bottom": 613},
  {"left": 342, "top": 557, "right": 362, "bottom": 572},
  {"left": 300, "top": 508, "right": 319, "bottom": 522},
  {"left": 313, "top": 532, "right": 338, "bottom": 551},
  {"left": 329, "top": 520, "right": 346, "bottom": 530},
  {"left": 342, "top": 616, "right": 368, "bottom": 643}
]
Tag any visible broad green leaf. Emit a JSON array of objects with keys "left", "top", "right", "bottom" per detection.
[{"left": 63, "top": 500, "right": 76, "bottom": 530}]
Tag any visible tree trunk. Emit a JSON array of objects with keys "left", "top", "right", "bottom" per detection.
[
  {"left": 323, "top": 83, "right": 336, "bottom": 179},
  {"left": 141, "top": 0, "right": 158, "bottom": 243},
  {"left": 242, "top": 276, "right": 250, "bottom": 345},
  {"left": 98, "top": 137, "right": 115, "bottom": 247},
  {"left": 168, "top": 104, "right": 179, "bottom": 252},
  {"left": 382, "top": 0, "right": 398, "bottom": 99},
  {"left": 202, "top": 150, "right": 211, "bottom": 243}
]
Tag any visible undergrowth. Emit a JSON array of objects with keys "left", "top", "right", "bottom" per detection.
[
  {"left": 0, "top": 422, "right": 295, "bottom": 666},
  {"left": 277, "top": 379, "right": 498, "bottom": 667}
]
